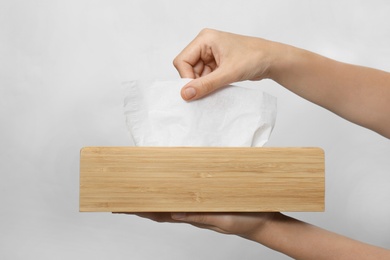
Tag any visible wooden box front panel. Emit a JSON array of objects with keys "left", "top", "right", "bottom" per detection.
[{"left": 80, "top": 147, "right": 324, "bottom": 212}]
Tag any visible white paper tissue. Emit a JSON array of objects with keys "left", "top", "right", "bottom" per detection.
[{"left": 123, "top": 79, "right": 276, "bottom": 147}]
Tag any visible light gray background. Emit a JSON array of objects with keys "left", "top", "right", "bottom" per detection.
[{"left": 1, "top": 0, "right": 389, "bottom": 259}]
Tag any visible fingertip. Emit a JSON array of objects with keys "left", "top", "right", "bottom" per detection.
[
  {"left": 181, "top": 73, "right": 227, "bottom": 101},
  {"left": 181, "top": 78, "right": 207, "bottom": 101},
  {"left": 171, "top": 212, "right": 187, "bottom": 220},
  {"left": 173, "top": 59, "right": 196, "bottom": 79},
  {"left": 181, "top": 86, "right": 197, "bottom": 100}
]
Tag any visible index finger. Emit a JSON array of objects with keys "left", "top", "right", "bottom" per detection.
[
  {"left": 173, "top": 58, "right": 196, "bottom": 78},
  {"left": 173, "top": 35, "right": 207, "bottom": 79}
]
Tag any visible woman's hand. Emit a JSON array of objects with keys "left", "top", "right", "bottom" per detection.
[
  {"left": 173, "top": 28, "right": 286, "bottom": 101},
  {"left": 135, "top": 212, "right": 276, "bottom": 239}
]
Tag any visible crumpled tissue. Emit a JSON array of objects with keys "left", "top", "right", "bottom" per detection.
[{"left": 123, "top": 79, "right": 276, "bottom": 147}]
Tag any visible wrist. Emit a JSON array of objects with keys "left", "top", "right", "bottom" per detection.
[
  {"left": 240, "top": 212, "right": 280, "bottom": 242},
  {"left": 267, "top": 43, "right": 305, "bottom": 83}
]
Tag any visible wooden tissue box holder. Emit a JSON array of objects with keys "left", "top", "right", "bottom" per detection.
[{"left": 80, "top": 147, "right": 325, "bottom": 212}]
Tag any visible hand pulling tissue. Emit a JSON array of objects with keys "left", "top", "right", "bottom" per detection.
[{"left": 123, "top": 79, "right": 277, "bottom": 147}]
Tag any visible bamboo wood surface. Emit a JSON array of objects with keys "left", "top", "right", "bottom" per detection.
[{"left": 80, "top": 147, "right": 325, "bottom": 212}]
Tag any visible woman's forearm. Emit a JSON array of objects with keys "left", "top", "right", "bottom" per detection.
[
  {"left": 269, "top": 45, "right": 390, "bottom": 138},
  {"left": 246, "top": 213, "right": 390, "bottom": 260}
]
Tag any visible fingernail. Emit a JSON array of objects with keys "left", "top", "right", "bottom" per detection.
[
  {"left": 184, "top": 87, "right": 196, "bottom": 100},
  {"left": 171, "top": 213, "right": 186, "bottom": 220}
]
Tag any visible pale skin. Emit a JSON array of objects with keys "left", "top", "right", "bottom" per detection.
[{"left": 128, "top": 29, "right": 390, "bottom": 259}]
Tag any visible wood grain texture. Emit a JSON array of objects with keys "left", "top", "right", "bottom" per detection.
[{"left": 80, "top": 147, "right": 325, "bottom": 212}]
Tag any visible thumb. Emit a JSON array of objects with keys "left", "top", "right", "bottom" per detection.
[{"left": 180, "top": 70, "right": 231, "bottom": 101}]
